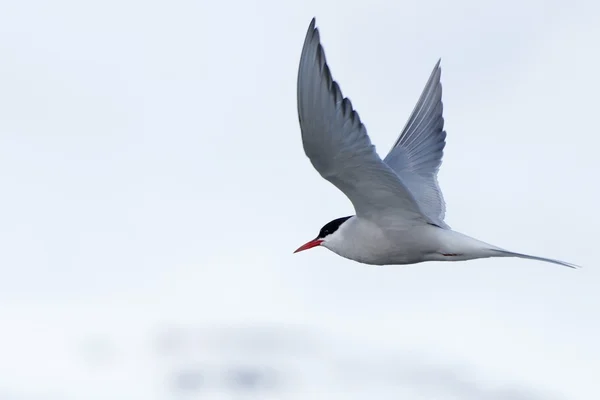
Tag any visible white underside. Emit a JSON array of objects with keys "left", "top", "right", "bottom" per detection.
[{"left": 321, "top": 216, "right": 577, "bottom": 268}]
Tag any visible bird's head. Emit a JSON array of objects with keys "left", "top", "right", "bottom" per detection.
[{"left": 294, "top": 216, "right": 353, "bottom": 253}]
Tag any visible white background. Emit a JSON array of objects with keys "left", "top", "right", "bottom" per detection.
[{"left": 0, "top": 0, "right": 598, "bottom": 398}]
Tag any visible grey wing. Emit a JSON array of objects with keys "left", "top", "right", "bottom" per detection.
[
  {"left": 297, "top": 19, "right": 428, "bottom": 226},
  {"left": 383, "top": 60, "right": 449, "bottom": 228}
]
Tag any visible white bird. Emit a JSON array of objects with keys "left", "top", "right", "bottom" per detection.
[{"left": 294, "top": 18, "right": 578, "bottom": 269}]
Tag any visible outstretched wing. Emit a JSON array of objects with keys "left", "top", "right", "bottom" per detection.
[
  {"left": 384, "top": 60, "right": 449, "bottom": 228},
  {"left": 297, "top": 18, "right": 429, "bottom": 226}
]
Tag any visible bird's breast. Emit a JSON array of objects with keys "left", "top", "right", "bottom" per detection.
[{"left": 325, "top": 219, "right": 427, "bottom": 265}]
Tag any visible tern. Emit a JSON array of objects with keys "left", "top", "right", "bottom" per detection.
[{"left": 294, "top": 18, "right": 577, "bottom": 268}]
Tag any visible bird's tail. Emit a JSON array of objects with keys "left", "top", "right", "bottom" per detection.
[
  {"left": 432, "top": 228, "right": 579, "bottom": 269},
  {"left": 486, "top": 249, "right": 580, "bottom": 269}
]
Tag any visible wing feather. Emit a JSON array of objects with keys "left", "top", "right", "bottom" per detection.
[
  {"left": 384, "top": 60, "right": 449, "bottom": 228},
  {"left": 297, "top": 19, "right": 428, "bottom": 226}
]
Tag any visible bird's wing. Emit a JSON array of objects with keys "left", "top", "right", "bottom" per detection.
[
  {"left": 383, "top": 60, "right": 449, "bottom": 228},
  {"left": 297, "top": 18, "right": 429, "bottom": 226}
]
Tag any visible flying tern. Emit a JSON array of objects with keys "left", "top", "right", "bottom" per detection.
[{"left": 294, "top": 18, "right": 577, "bottom": 269}]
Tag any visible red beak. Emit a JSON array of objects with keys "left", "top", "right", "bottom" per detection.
[{"left": 294, "top": 239, "right": 323, "bottom": 253}]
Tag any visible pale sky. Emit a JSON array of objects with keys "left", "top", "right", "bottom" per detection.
[{"left": 0, "top": 0, "right": 598, "bottom": 399}]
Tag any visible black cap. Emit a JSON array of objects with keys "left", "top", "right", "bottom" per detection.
[{"left": 317, "top": 216, "right": 352, "bottom": 239}]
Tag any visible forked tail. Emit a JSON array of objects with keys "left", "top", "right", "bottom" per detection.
[
  {"left": 434, "top": 228, "right": 580, "bottom": 268},
  {"left": 488, "top": 249, "right": 580, "bottom": 269}
]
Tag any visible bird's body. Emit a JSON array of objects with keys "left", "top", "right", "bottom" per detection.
[
  {"left": 319, "top": 216, "right": 540, "bottom": 266},
  {"left": 294, "top": 18, "right": 577, "bottom": 269},
  {"left": 324, "top": 217, "right": 437, "bottom": 265}
]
